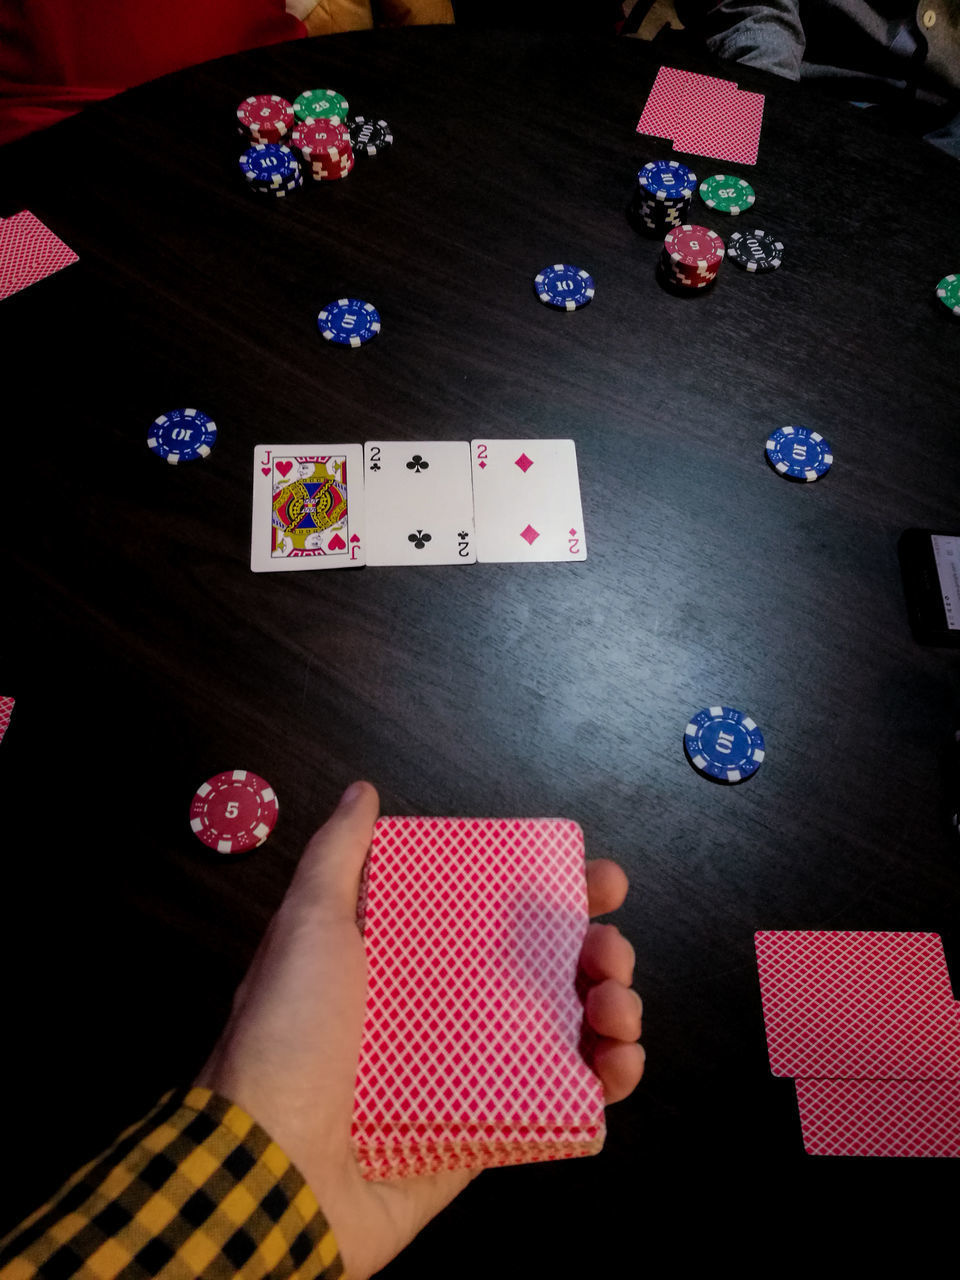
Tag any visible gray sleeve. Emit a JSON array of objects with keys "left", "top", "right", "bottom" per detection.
[
  {"left": 925, "top": 109, "right": 960, "bottom": 159},
  {"left": 701, "top": 0, "right": 806, "bottom": 80}
]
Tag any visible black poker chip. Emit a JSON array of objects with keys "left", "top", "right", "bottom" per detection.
[
  {"left": 726, "top": 229, "right": 784, "bottom": 273},
  {"left": 348, "top": 116, "right": 393, "bottom": 155}
]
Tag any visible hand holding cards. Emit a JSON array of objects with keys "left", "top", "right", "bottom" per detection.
[
  {"left": 250, "top": 440, "right": 586, "bottom": 570},
  {"left": 351, "top": 816, "right": 606, "bottom": 1178}
]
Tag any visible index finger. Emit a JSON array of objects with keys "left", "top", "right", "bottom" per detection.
[{"left": 585, "top": 858, "right": 628, "bottom": 917}]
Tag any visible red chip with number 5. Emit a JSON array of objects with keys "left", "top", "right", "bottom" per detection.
[{"left": 189, "top": 769, "right": 279, "bottom": 853}]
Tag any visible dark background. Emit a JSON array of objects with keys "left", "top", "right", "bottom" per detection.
[{"left": 1, "top": 25, "right": 959, "bottom": 1270}]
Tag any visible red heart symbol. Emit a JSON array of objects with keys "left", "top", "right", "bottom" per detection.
[
  {"left": 276, "top": 460, "right": 293, "bottom": 478},
  {"left": 261, "top": 466, "right": 270, "bottom": 476},
  {"left": 328, "top": 533, "right": 346, "bottom": 551}
]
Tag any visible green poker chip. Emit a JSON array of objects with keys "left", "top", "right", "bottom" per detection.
[
  {"left": 699, "top": 174, "right": 756, "bottom": 215},
  {"left": 293, "top": 89, "right": 349, "bottom": 124},
  {"left": 935, "top": 273, "right": 960, "bottom": 316}
]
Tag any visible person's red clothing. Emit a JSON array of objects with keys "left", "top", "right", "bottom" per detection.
[{"left": 0, "top": 1, "right": 305, "bottom": 146}]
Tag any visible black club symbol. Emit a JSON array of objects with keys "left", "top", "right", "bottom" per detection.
[
  {"left": 408, "top": 529, "right": 432, "bottom": 549},
  {"left": 406, "top": 455, "right": 429, "bottom": 473}
]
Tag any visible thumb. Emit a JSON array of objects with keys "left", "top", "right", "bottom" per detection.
[{"left": 288, "top": 780, "right": 380, "bottom": 918}]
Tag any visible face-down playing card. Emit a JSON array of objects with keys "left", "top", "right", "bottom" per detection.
[
  {"left": 250, "top": 444, "right": 365, "bottom": 571},
  {"left": 352, "top": 816, "right": 606, "bottom": 1178},
  {"left": 363, "top": 441, "right": 476, "bottom": 566},
  {"left": 794, "top": 1077, "right": 960, "bottom": 1157},
  {"left": 755, "top": 931, "right": 960, "bottom": 1080},
  {"left": 470, "top": 439, "right": 586, "bottom": 563},
  {"left": 0, "top": 210, "right": 78, "bottom": 300}
]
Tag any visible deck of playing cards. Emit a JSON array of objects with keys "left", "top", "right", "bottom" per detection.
[
  {"left": 637, "top": 67, "right": 764, "bottom": 165},
  {"left": 351, "top": 817, "right": 606, "bottom": 1178},
  {"left": 250, "top": 440, "right": 586, "bottom": 571},
  {"left": 755, "top": 931, "right": 960, "bottom": 1156}
]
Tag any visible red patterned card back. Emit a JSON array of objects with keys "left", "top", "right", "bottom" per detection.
[
  {"left": 755, "top": 931, "right": 960, "bottom": 1079},
  {"left": 352, "top": 817, "right": 605, "bottom": 1175},
  {"left": 796, "top": 1078, "right": 960, "bottom": 1157}
]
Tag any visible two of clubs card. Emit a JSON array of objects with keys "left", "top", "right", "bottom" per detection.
[
  {"left": 351, "top": 816, "right": 606, "bottom": 1178},
  {"left": 755, "top": 931, "right": 960, "bottom": 1157},
  {"left": 250, "top": 439, "right": 586, "bottom": 571}
]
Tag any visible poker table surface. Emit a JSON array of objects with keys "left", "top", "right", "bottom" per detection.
[{"left": 2, "top": 24, "right": 959, "bottom": 1269}]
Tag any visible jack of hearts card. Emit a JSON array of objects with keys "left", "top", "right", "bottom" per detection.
[{"left": 250, "top": 444, "right": 365, "bottom": 572}]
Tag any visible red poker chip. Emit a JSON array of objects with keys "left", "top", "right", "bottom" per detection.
[
  {"left": 237, "top": 94, "right": 294, "bottom": 137},
  {"left": 663, "top": 224, "right": 725, "bottom": 270},
  {"left": 189, "top": 769, "right": 279, "bottom": 854},
  {"left": 292, "top": 121, "right": 349, "bottom": 156}
]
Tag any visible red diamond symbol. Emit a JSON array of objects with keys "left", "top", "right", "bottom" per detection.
[
  {"left": 478, "top": 461, "right": 486, "bottom": 469},
  {"left": 520, "top": 524, "right": 540, "bottom": 545},
  {"left": 514, "top": 453, "right": 534, "bottom": 473}
]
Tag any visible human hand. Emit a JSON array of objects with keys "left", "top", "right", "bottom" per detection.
[{"left": 195, "top": 782, "right": 644, "bottom": 1279}]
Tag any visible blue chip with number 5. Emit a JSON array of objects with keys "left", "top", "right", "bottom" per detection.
[
  {"left": 684, "top": 706, "right": 765, "bottom": 783},
  {"left": 765, "top": 425, "right": 833, "bottom": 482},
  {"left": 147, "top": 408, "right": 217, "bottom": 464},
  {"left": 534, "top": 264, "right": 595, "bottom": 311}
]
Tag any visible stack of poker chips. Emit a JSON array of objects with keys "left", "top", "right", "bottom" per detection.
[
  {"left": 658, "top": 224, "right": 725, "bottom": 291},
  {"left": 238, "top": 143, "right": 303, "bottom": 196},
  {"left": 236, "top": 94, "right": 294, "bottom": 144},
  {"left": 291, "top": 120, "right": 355, "bottom": 182},
  {"left": 629, "top": 160, "right": 697, "bottom": 238}
]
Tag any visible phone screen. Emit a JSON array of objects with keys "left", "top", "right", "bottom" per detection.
[{"left": 931, "top": 535, "right": 960, "bottom": 631}]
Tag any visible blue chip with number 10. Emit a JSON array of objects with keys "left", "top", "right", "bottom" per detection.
[
  {"left": 765, "top": 425, "right": 833, "bottom": 482},
  {"left": 637, "top": 160, "right": 698, "bottom": 201},
  {"left": 534, "top": 264, "right": 595, "bottom": 311},
  {"left": 317, "top": 298, "right": 382, "bottom": 346},
  {"left": 147, "top": 408, "right": 217, "bottom": 464},
  {"left": 684, "top": 706, "right": 765, "bottom": 783}
]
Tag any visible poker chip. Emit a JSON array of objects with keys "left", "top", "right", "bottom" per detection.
[
  {"left": 699, "top": 174, "right": 756, "bottom": 215},
  {"left": 294, "top": 88, "right": 349, "bottom": 123},
  {"left": 291, "top": 119, "right": 350, "bottom": 159},
  {"left": 147, "top": 408, "right": 217, "bottom": 464},
  {"left": 727, "top": 229, "right": 783, "bottom": 273},
  {"left": 349, "top": 117, "right": 393, "bottom": 155},
  {"left": 935, "top": 273, "right": 960, "bottom": 316},
  {"left": 765, "top": 425, "right": 833, "bottom": 482},
  {"left": 317, "top": 298, "right": 381, "bottom": 346},
  {"left": 307, "top": 140, "right": 355, "bottom": 181},
  {"left": 239, "top": 143, "right": 301, "bottom": 194},
  {"left": 236, "top": 94, "right": 294, "bottom": 144},
  {"left": 659, "top": 224, "right": 724, "bottom": 291},
  {"left": 629, "top": 164, "right": 692, "bottom": 239},
  {"left": 189, "top": 769, "right": 279, "bottom": 854},
  {"left": 684, "top": 706, "right": 765, "bottom": 783},
  {"left": 637, "top": 160, "right": 697, "bottom": 201},
  {"left": 533, "top": 264, "right": 595, "bottom": 311}
]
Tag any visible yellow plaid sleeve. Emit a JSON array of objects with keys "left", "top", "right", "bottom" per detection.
[{"left": 0, "top": 1089, "right": 343, "bottom": 1280}]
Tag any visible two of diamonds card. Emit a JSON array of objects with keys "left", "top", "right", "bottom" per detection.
[
  {"left": 351, "top": 816, "right": 606, "bottom": 1179},
  {"left": 250, "top": 440, "right": 586, "bottom": 570},
  {"left": 755, "top": 931, "right": 960, "bottom": 1156}
]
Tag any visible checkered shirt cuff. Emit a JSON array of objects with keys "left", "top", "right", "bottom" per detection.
[{"left": 0, "top": 1088, "right": 343, "bottom": 1280}]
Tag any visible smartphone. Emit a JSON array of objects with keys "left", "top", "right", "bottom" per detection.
[{"left": 898, "top": 529, "right": 960, "bottom": 646}]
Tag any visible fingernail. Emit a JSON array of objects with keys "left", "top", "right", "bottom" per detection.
[{"left": 338, "top": 781, "right": 364, "bottom": 807}]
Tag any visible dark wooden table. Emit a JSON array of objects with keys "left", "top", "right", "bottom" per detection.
[{"left": 2, "top": 25, "right": 959, "bottom": 1271}]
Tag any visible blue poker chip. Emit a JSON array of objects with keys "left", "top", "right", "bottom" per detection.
[
  {"left": 239, "top": 143, "right": 299, "bottom": 186},
  {"left": 317, "top": 298, "right": 381, "bottom": 346},
  {"left": 637, "top": 160, "right": 698, "bottom": 201},
  {"left": 533, "top": 264, "right": 595, "bottom": 311},
  {"left": 765, "top": 426, "right": 833, "bottom": 482},
  {"left": 684, "top": 706, "right": 765, "bottom": 783},
  {"left": 147, "top": 408, "right": 217, "bottom": 464}
]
